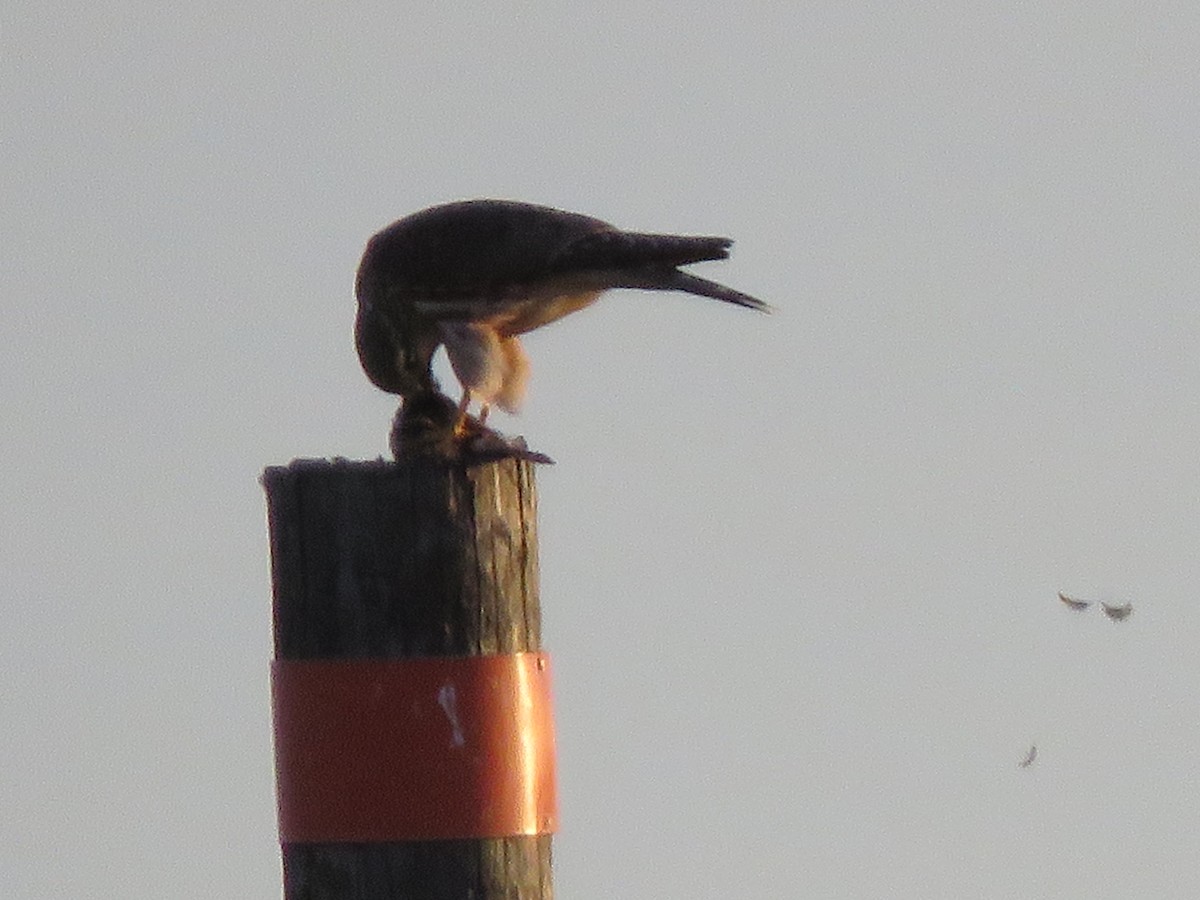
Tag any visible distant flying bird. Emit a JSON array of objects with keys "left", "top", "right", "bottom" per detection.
[
  {"left": 1057, "top": 591, "right": 1091, "bottom": 611},
  {"left": 1101, "top": 601, "right": 1133, "bottom": 622},
  {"left": 1018, "top": 744, "right": 1037, "bottom": 768},
  {"left": 355, "top": 199, "right": 769, "bottom": 424}
]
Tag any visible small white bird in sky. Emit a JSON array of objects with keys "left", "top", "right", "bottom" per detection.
[
  {"left": 1101, "top": 601, "right": 1134, "bottom": 622},
  {"left": 1057, "top": 591, "right": 1091, "bottom": 611},
  {"left": 1057, "top": 591, "right": 1134, "bottom": 621}
]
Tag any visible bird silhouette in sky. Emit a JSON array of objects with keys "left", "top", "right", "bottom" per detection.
[
  {"left": 1101, "top": 601, "right": 1133, "bottom": 622},
  {"left": 1057, "top": 591, "right": 1135, "bottom": 621},
  {"left": 1057, "top": 591, "right": 1091, "bottom": 611}
]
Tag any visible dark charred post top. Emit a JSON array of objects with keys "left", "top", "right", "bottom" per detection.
[{"left": 262, "top": 456, "right": 551, "bottom": 899}]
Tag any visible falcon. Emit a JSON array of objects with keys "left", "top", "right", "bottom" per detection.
[
  {"left": 1018, "top": 744, "right": 1037, "bottom": 768},
  {"left": 354, "top": 200, "right": 769, "bottom": 424},
  {"left": 1101, "top": 601, "right": 1133, "bottom": 622},
  {"left": 1057, "top": 591, "right": 1090, "bottom": 611}
]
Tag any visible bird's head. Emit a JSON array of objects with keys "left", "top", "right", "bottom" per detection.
[{"left": 354, "top": 294, "right": 440, "bottom": 397}]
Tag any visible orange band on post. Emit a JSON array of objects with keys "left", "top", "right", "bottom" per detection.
[{"left": 272, "top": 653, "right": 557, "bottom": 842}]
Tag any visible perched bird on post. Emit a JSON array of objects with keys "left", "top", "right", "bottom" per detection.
[
  {"left": 355, "top": 200, "right": 769, "bottom": 425},
  {"left": 1057, "top": 591, "right": 1091, "bottom": 611}
]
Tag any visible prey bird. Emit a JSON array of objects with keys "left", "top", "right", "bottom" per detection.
[{"left": 355, "top": 200, "right": 769, "bottom": 426}]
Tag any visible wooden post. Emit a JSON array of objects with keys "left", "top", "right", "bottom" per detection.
[{"left": 262, "top": 456, "right": 553, "bottom": 899}]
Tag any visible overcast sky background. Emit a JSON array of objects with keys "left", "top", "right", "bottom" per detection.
[{"left": 4, "top": 4, "right": 1199, "bottom": 898}]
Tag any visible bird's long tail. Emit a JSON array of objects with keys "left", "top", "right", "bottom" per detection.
[
  {"left": 613, "top": 267, "right": 771, "bottom": 312},
  {"left": 658, "top": 270, "right": 771, "bottom": 312}
]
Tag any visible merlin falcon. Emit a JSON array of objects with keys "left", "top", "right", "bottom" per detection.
[{"left": 355, "top": 200, "right": 769, "bottom": 427}]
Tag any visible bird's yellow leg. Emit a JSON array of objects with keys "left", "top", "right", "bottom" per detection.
[
  {"left": 454, "top": 391, "right": 472, "bottom": 437},
  {"left": 453, "top": 391, "right": 492, "bottom": 437}
]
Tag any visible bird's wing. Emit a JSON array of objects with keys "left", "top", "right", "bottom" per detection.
[
  {"left": 551, "top": 231, "right": 771, "bottom": 312},
  {"left": 1058, "top": 591, "right": 1091, "bottom": 611},
  {"left": 360, "top": 200, "right": 613, "bottom": 308},
  {"left": 550, "top": 229, "right": 732, "bottom": 271}
]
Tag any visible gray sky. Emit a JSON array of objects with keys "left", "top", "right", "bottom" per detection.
[{"left": 4, "top": 4, "right": 1199, "bottom": 897}]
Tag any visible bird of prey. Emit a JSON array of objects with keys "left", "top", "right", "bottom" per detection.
[
  {"left": 354, "top": 200, "right": 769, "bottom": 425},
  {"left": 1101, "top": 601, "right": 1133, "bottom": 622},
  {"left": 1018, "top": 744, "right": 1037, "bottom": 768},
  {"left": 1057, "top": 591, "right": 1091, "bottom": 611}
]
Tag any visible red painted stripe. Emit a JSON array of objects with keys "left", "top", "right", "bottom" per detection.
[{"left": 272, "top": 653, "right": 557, "bottom": 842}]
